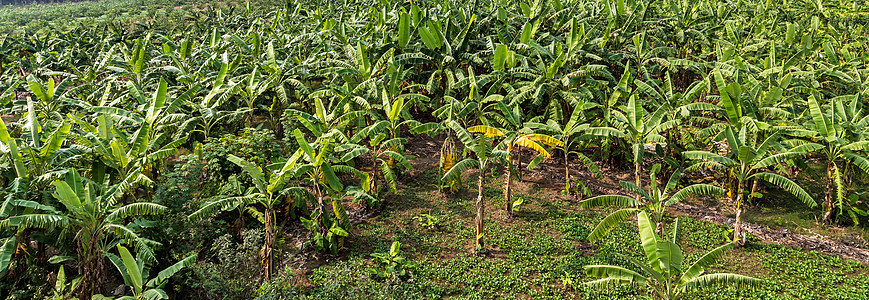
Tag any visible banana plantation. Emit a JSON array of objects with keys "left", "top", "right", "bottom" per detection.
[{"left": 1, "top": 0, "right": 868, "bottom": 298}]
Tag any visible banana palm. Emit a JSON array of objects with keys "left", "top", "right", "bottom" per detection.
[
  {"left": 790, "top": 94, "right": 869, "bottom": 224},
  {"left": 589, "top": 93, "right": 673, "bottom": 202},
  {"left": 106, "top": 244, "right": 196, "bottom": 300},
  {"left": 528, "top": 101, "right": 602, "bottom": 195},
  {"left": 350, "top": 90, "right": 417, "bottom": 196},
  {"left": 288, "top": 129, "right": 364, "bottom": 254},
  {"left": 473, "top": 101, "right": 562, "bottom": 218},
  {"left": 411, "top": 95, "right": 477, "bottom": 192},
  {"left": 0, "top": 168, "right": 165, "bottom": 299},
  {"left": 442, "top": 121, "right": 508, "bottom": 251},
  {"left": 71, "top": 113, "right": 182, "bottom": 191},
  {"left": 634, "top": 72, "right": 720, "bottom": 158},
  {"left": 580, "top": 166, "right": 725, "bottom": 243},
  {"left": 685, "top": 126, "right": 816, "bottom": 245},
  {"left": 0, "top": 109, "right": 73, "bottom": 183},
  {"left": 187, "top": 153, "right": 298, "bottom": 280},
  {"left": 583, "top": 212, "right": 761, "bottom": 300}
]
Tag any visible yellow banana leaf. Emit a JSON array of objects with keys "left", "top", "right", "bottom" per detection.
[
  {"left": 514, "top": 137, "right": 551, "bottom": 158},
  {"left": 468, "top": 125, "right": 504, "bottom": 138}
]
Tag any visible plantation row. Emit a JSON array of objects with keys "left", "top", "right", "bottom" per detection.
[{"left": 1, "top": 0, "right": 868, "bottom": 298}]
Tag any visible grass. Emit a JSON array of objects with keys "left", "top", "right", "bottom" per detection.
[
  {"left": 260, "top": 171, "right": 869, "bottom": 299},
  {"left": 743, "top": 164, "right": 869, "bottom": 243}
]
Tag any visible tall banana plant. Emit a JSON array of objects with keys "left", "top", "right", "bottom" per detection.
[
  {"left": 238, "top": 65, "right": 282, "bottom": 126},
  {"left": 685, "top": 126, "right": 816, "bottom": 245},
  {"left": 26, "top": 74, "right": 76, "bottom": 118},
  {"left": 506, "top": 18, "right": 592, "bottom": 124},
  {"left": 72, "top": 78, "right": 193, "bottom": 188},
  {"left": 442, "top": 121, "right": 507, "bottom": 251},
  {"left": 474, "top": 101, "right": 562, "bottom": 218},
  {"left": 71, "top": 113, "right": 182, "bottom": 191},
  {"left": 0, "top": 77, "right": 83, "bottom": 184},
  {"left": 288, "top": 129, "right": 362, "bottom": 254},
  {"left": 790, "top": 94, "right": 869, "bottom": 225},
  {"left": 0, "top": 112, "right": 67, "bottom": 182},
  {"left": 634, "top": 72, "right": 720, "bottom": 158},
  {"left": 411, "top": 95, "right": 476, "bottom": 192},
  {"left": 187, "top": 152, "right": 302, "bottom": 280},
  {"left": 183, "top": 57, "right": 251, "bottom": 139},
  {"left": 528, "top": 101, "right": 602, "bottom": 195},
  {"left": 106, "top": 244, "right": 196, "bottom": 300},
  {"left": 589, "top": 94, "right": 673, "bottom": 202},
  {"left": 0, "top": 168, "right": 165, "bottom": 299},
  {"left": 350, "top": 90, "right": 416, "bottom": 196}
]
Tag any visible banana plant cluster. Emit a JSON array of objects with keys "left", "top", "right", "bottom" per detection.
[{"left": 0, "top": 0, "right": 868, "bottom": 297}]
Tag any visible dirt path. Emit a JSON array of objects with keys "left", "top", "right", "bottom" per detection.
[{"left": 670, "top": 202, "right": 869, "bottom": 263}]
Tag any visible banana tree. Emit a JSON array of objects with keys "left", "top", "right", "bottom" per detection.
[
  {"left": 26, "top": 74, "right": 73, "bottom": 119},
  {"left": 589, "top": 94, "right": 673, "bottom": 202},
  {"left": 473, "top": 101, "right": 562, "bottom": 218},
  {"left": 0, "top": 168, "right": 165, "bottom": 299},
  {"left": 0, "top": 81, "right": 81, "bottom": 185},
  {"left": 583, "top": 212, "right": 761, "bottom": 300},
  {"left": 0, "top": 110, "right": 65, "bottom": 183},
  {"left": 112, "top": 38, "right": 151, "bottom": 88},
  {"left": 790, "top": 94, "right": 869, "bottom": 225},
  {"left": 71, "top": 113, "right": 184, "bottom": 190},
  {"left": 684, "top": 126, "right": 816, "bottom": 245},
  {"left": 634, "top": 72, "right": 720, "bottom": 159},
  {"left": 403, "top": 10, "right": 478, "bottom": 101},
  {"left": 442, "top": 121, "right": 507, "bottom": 251},
  {"left": 237, "top": 65, "right": 281, "bottom": 126},
  {"left": 350, "top": 90, "right": 416, "bottom": 196},
  {"left": 580, "top": 166, "right": 725, "bottom": 242},
  {"left": 527, "top": 101, "right": 602, "bottom": 195},
  {"left": 709, "top": 69, "right": 774, "bottom": 135},
  {"left": 411, "top": 94, "right": 478, "bottom": 192},
  {"left": 506, "top": 19, "right": 593, "bottom": 124},
  {"left": 73, "top": 78, "right": 193, "bottom": 186},
  {"left": 188, "top": 153, "right": 300, "bottom": 280},
  {"left": 288, "top": 128, "right": 361, "bottom": 254},
  {"left": 179, "top": 58, "right": 250, "bottom": 140}
]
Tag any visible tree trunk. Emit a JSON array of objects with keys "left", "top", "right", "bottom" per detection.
[
  {"left": 823, "top": 163, "right": 835, "bottom": 225},
  {"left": 76, "top": 233, "right": 104, "bottom": 300},
  {"left": 476, "top": 167, "right": 485, "bottom": 252},
  {"left": 635, "top": 160, "right": 643, "bottom": 202},
  {"left": 729, "top": 175, "right": 737, "bottom": 204},
  {"left": 564, "top": 152, "right": 570, "bottom": 195},
  {"left": 316, "top": 189, "right": 326, "bottom": 234},
  {"left": 262, "top": 208, "right": 274, "bottom": 280},
  {"left": 504, "top": 149, "right": 513, "bottom": 219},
  {"left": 504, "top": 165, "right": 513, "bottom": 219},
  {"left": 749, "top": 178, "right": 759, "bottom": 200},
  {"left": 733, "top": 179, "right": 745, "bottom": 246},
  {"left": 371, "top": 151, "right": 379, "bottom": 198},
  {"left": 517, "top": 148, "right": 523, "bottom": 178}
]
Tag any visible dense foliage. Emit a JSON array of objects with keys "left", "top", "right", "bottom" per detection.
[{"left": 1, "top": 0, "right": 868, "bottom": 298}]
